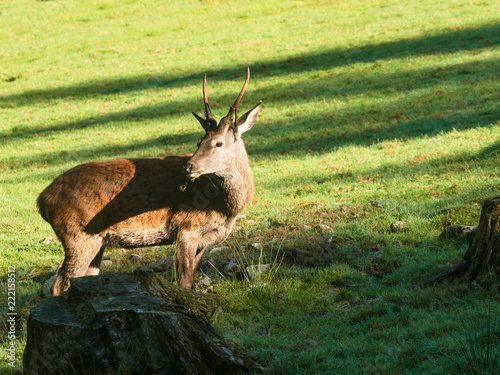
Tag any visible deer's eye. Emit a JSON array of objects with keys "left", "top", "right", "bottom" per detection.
[{"left": 215, "top": 141, "right": 223, "bottom": 148}]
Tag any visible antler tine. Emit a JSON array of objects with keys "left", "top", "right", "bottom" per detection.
[
  {"left": 203, "top": 73, "right": 208, "bottom": 104},
  {"left": 203, "top": 73, "right": 214, "bottom": 120},
  {"left": 231, "top": 67, "right": 250, "bottom": 111}
]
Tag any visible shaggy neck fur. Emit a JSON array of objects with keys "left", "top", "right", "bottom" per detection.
[{"left": 216, "top": 140, "right": 254, "bottom": 217}]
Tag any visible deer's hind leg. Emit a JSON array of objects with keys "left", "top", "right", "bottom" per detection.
[{"left": 51, "top": 234, "right": 104, "bottom": 296}]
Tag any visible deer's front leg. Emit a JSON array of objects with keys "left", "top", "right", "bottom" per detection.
[{"left": 175, "top": 231, "right": 202, "bottom": 289}]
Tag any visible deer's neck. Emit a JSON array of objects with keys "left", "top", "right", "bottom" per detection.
[{"left": 217, "top": 142, "right": 254, "bottom": 217}]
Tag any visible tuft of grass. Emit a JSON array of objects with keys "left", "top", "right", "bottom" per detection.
[{"left": 444, "top": 299, "right": 500, "bottom": 375}]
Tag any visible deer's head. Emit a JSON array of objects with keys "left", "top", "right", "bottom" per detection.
[{"left": 184, "top": 68, "right": 262, "bottom": 178}]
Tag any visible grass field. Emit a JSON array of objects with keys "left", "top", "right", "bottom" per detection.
[{"left": 1, "top": 0, "right": 499, "bottom": 373}]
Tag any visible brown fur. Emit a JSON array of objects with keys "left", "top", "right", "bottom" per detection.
[{"left": 38, "top": 73, "right": 261, "bottom": 295}]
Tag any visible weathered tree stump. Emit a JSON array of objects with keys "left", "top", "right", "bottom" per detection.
[
  {"left": 421, "top": 196, "right": 500, "bottom": 286},
  {"left": 23, "top": 273, "right": 264, "bottom": 375},
  {"left": 460, "top": 196, "right": 500, "bottom": 284}
]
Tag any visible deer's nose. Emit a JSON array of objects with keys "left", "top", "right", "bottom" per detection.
[{"left": 183, "top": 163, "right": 193, "bottom": 175}]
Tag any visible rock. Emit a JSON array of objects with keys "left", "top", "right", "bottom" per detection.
[
  {"left": 224, "top": 257, "right": 235, "bottom": 275},
  {"left": 41, "top": 236, "right": 59, "bottom": 244},
  {"left": 223, "top": 257, "right": 239, "bottom": 276},
  {"left": 210, "top": 246, "right": 230, "bottom": 254},
  {"left": 151, "top": 257, "right": 168, "bottom": 271},
  {"left": 439, "top": 225, "right": 478, "bottom": 240},
  {"left": 302, "top": 224, "right": 312, "bottom": 230},
  {"left": 151, "top": 256, "right": 174, "bottom": 272},
  {"left": 327, "top": 235, "right": 344, "bottom": 244},
  {"left": 24, "top": 273, "right": 263, "bottom": 375},
  {"left": 193, "top": 274, "right": 213, "bottom": 292},
  {"left": 326, "top": 235, "right": 348, "bottom": 252},
  {"left": 390, "top": 221, "right": 407, "bottom": 232},
  {"left": 248, "top": 242, "right": 262, "bottom": 250},
  {"left": 199, "top": 258, "right": 217, "bottom": 272},
  {"left": 315, "top": 223, "right": 332, "bottom": 232},
  {"left": 101, "top": 260, "right": 112, "bottom": 268},
  {"left": 128, "top": 253, "right": 141, "bottom": 262},
  {"left": 245, "top": 264, "right": 270, "bottom": 280},
  {"left": 103, "top": 251, "right": 112, "bottom": 259}
]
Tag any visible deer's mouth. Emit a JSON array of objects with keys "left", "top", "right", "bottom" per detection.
[
  {"left": 187, "top": 171, "right": 203, "bottom": 178},
  {"left": 183, "top": 163, "right": 203, "bottom": 178}
]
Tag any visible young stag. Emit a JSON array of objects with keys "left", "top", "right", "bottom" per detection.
[{"left": 38, "top": 68, "right": 262, "bottom": 295}]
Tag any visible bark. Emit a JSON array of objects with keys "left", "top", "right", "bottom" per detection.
[
  {"left": 421, "top": 196, "right": 500, "bottom": 287},
  {"left": 461, "top": 196, "right": 500, "bottom": 284}
]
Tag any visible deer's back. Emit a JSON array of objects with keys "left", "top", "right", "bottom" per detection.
[{"left": 37, "top": 156, "right": 191, "bottom": 231}]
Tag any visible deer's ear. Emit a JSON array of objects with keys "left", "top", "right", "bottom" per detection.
[
  {"left": 192, "top": 112, "right": 209, "bottom": 131},
  {"left": 236, "top": 101, "right": 262, "bottom": 135}
]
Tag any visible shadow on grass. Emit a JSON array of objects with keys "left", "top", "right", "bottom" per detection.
[
  {"left": 2, "top": 54, "right": 498, "bottom": 169},
  {"left": 2, "top": 22, "right": 498, "bottom": 108},
  {"left": 0, "top": 21, "right": 497, "bottom": 190},
  {"left": 477, "top": 139, "right": 500, "bottom": 160}
]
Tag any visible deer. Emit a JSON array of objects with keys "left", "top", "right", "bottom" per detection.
[{"left": 38, "top": 68, "right": 262, "bottom": 296}]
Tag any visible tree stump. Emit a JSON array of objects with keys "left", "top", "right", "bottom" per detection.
[
  {"left": 421, "top": 196, "right": 500, "bottom": 286},
  {"left": 23, "top": 273, "right": 264, "bottom": 375},
  {"left": 460, "top": 196, "right": 500, "bottom": 284}
]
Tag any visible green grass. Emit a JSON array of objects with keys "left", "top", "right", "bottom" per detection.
[{"left": 1, "top": 0, "right": 500, "bottom": 373}]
